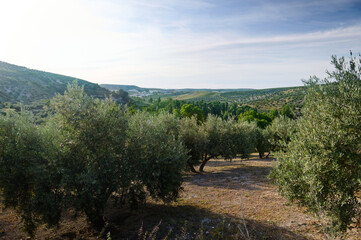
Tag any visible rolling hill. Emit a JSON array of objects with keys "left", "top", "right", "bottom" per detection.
[
  {"left": 0, "top": 61, "right": 127, "bottom": 104},
  {"left": 101, "top": 83, "right": 305, "bottom": 109}
]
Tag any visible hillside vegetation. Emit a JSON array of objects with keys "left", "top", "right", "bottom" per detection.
[
  {"left": 0, "top": 61, "right": 127, "bottom": 104},
  {"left": 173, "top": 87, "right": 305, "bottom": 109},
  {"left": 101, "top": 83, "right": 305, "bottom": 110}
]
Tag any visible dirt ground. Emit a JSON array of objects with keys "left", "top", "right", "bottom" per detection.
[{"left": 1, "top": 155, "right": 360, "bottom": 239}]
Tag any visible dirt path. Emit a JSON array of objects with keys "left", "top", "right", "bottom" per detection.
[
  {"left": 182, "top": 157, "right": 322, "bottom": 239},
  {"left": 1, "top": 155, "right": 360, "bottom": 239},
  {"left": 179, "top": 156, "right": 360, "bottom": 239}
]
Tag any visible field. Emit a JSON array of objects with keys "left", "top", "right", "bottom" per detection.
[{"left": 1, "top": 155, "right": 360, "bottom": 239}]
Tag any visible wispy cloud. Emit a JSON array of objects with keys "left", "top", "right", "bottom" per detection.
[{"left": 0, "top": 0, "right": 360, "bottom": 88}]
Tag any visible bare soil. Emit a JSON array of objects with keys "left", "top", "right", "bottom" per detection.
[{"left": 1, "top": 155, "right": 360, "bottom": 239}]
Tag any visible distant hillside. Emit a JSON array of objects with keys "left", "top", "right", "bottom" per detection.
[
  {"left": 100, "top": 83, "right": 305, "bottom": 109},
  {"left": 173, "top": 87, "right": 305, "bottom": 109},
  {"left": 0, "top": 61, "right": 127, "bottom": 104},
  {"left": 100, "top": 84, "right": 253, "bottom": 98},
  {"left": 100, "top": 84, "right": 145, "bottom": 92}
]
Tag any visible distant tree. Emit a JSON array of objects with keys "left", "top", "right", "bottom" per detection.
[
  {"left": 270, "top": 53, "right": 361, "bottom": 235},
  {"left": 268, "top": 109, "right": 279, "bottom": 120},
  {"left": 198, "top": 116, "right": 256, "bottom": 172},
  {"left": 180, "top": 103, "right": 205, "bottom": 122},
  {"left": 255, "top": 127, "right": 272, "bottom": 158},
  {"left": 239, "top": 109, "right": 271, "bottom": 129},
  {"left": 179, "top": 117, "right": 207, "bottom": 172},
  {"left": 280, "top": 104, "right": 294, "bottom": 119},
  {"left": 267, "top": 116, "right": 296, "bottom": 152}
]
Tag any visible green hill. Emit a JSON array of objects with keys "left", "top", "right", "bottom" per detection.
[
  {"left": 171, "top": 87, "right": 305, "bottom": 109},
  {"left": 101, "top": 83, "right": 305, "bottom": 110},
  {"left": 0, "top": 61, "right": 127, "bottom": 104}
]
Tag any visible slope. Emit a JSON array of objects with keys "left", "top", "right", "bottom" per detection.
[{"left": 0, "top": 61, "right": 121, "bottom": 104}]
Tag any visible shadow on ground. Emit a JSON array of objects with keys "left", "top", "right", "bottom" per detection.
[
  {"left": 105, "top": 202, "right": 307, "bottom": 240},
  {"left": 188, "top": 158, "right": 274, "bottom": 191}
]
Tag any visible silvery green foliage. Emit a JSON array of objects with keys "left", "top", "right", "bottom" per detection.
[
  {"left": 50, "top": 83, "right": 128, "bottom": 230},
  {"left": 255, "top": 127, "right": 272, "bottom": 158},
  {"left": 0, "top": 85, "right": 190, "bottom": 237},
  {"left": 125, "top": 112, "right": 188, "bottom": 203},
  {"left": 270, "top": 54, "right": 361, "bottom": 234},
  {"left": 178, "top": 117, "right": 207, "bottom": 172},
  {"left": 267, "top": 116, "right": 296, "bottom": 152},
  {"left": 0, "top": 112, "right": 62, "bottom": 237},
  {"left": 198, "top": 115, "right": 257, "bottom": 171}
]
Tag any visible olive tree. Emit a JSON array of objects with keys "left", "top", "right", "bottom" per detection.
[
  {"left": 198, "top": 116, "right": 256, "bottom": 172},
  {"left": 270, "top": 54, "right": 361, "bottom": 234},
  {"left": 178, "top": 117, "right": 207, "bottom": 173},
  {"left": 50, "top": 83, "right": 128, "bottom": 230},
  {"left": 0, "top": 112, "right": 62, "bottom": 237},
  {"left": 124, "top": 112, "right": 188, "bottom": 205},
  {"left": 254, "top": 127, "right": 272, "bottom": 159},
  {"left": 267, "top": 116, "right": 296, "bottom": 153}
]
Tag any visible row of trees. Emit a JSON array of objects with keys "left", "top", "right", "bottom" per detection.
[
  {"left": 137, "top": 96, "right": 295, "bottom": 122},
  {"left": 0, "top": 85, "right": 188, "bottom": 237},
  {"left": 0, "top": 83, "right": 294, "bottom": 238}
]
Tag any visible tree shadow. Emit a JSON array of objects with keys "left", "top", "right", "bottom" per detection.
[
  {"left": 188, "top": 158, "right": 274, "bottom": 191},
  {"left": 104, "top": 202, "right": 308, "bottom": 240}
]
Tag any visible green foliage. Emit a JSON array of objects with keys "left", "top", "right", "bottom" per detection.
[
  {"left": 125, "top": 112, "right": 188, "bottom": 203},
  {"left": 270, "top": 53, "right": 361, "bottom": 235},
  {"left": 50, "top": 83, "right": 128, "bottom": 229},
  {"left": 268, "top": 109, "right": 279, "bottom": 120},
  {"left": 198, "top": 116, "right": 257, "bottom": 171},
  {"left": 255, "top": 127, "right": 272, "bottom": 158},
  {"left": 266, "top": 116, "right": 296, "bottom": 152},
  {"left": 0, "top": 112, "right": 62, "bottom": 237},
  {"left": 280, "top": 104, "right": 294, "bottom": 119},
  {"left": 180, "top": 103, "right": 204, "bottom": 122},
  {"left": 0, "top": 84, "right": 189, "bottom": 237},
  {"left": 178, "top": 117, "right": 207, "bottom": 172},
  {"left": 238, "top": 110, "right": 272, "bottom": 129},
  {"left": 0, "top": 61, "right": 113, "bottom": 104}
]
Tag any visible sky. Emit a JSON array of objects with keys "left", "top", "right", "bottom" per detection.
[{"left": 1, "top": 0, "right": 361, "bottom": 89}]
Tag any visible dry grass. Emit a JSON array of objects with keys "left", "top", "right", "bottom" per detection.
[{"left": 1, "top": 154, "right": 360, "bottom": 239}]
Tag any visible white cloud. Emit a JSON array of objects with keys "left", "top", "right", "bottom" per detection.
[{"left": 0, "top": 0, "right": 360, "bottom": 88}]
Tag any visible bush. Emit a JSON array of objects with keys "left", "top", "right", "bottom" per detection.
[{"left": 270, "top": 54, "right": 361, "bottom": 235}]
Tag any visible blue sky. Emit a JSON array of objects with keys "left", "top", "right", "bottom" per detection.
[{"left": 1, "top": 0, "right": 360, "bottom": 88}]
